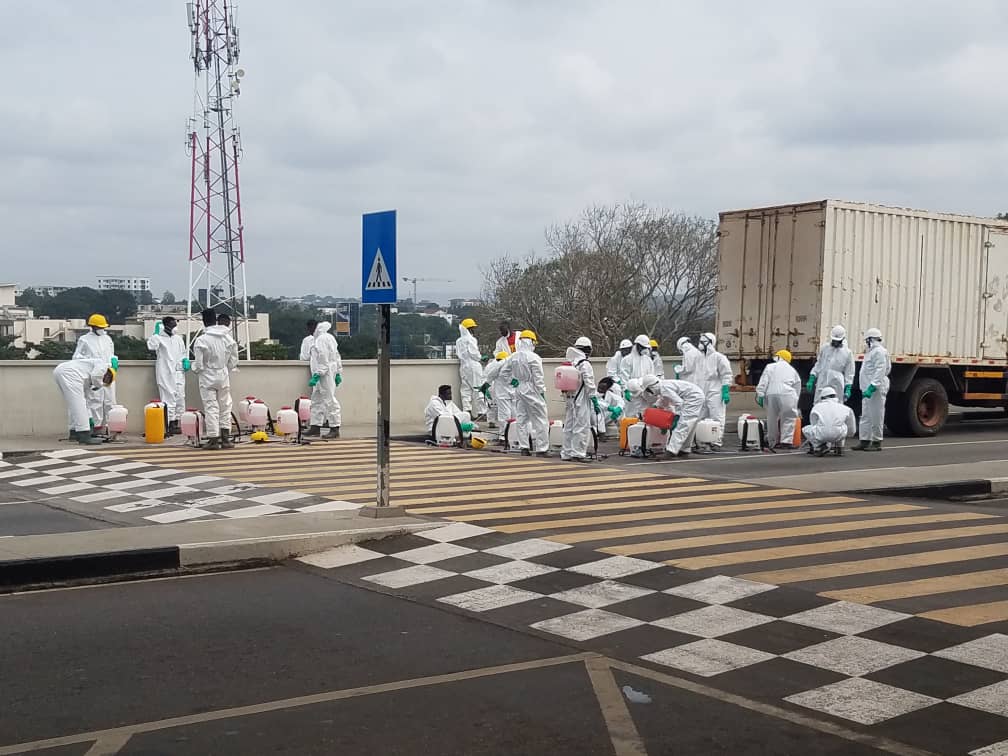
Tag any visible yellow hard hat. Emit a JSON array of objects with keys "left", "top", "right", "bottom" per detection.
[
  {"left": 470, "top": 436, "right": 487, "bottom": 449},
  {"left": 520, "top": 329, "right": 537, "bottom": 342},
  {"left": 649, "top": 339, "right": 658, "bottom": 348},
  {"left": 250, "top": 430, "right": 269, "bottom": 443},
  {"left": 495, "top": 351, "right": 508, "bottom": 360},
  {"left": 87, "top": 314, "right": 109, "bottom": 329},
  {"left": 460, "top": 318, "right": 477, "bottom": 329},
  {"left": 775, "top": 349, "right": 792, "bottom": 363}
]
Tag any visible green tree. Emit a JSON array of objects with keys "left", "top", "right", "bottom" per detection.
[
  {"left": 161, "top": 291, "right": 176, "bottom": 304},
  {"left": 250, "top": 340, "right": 288, "bottom": 360},
  {"left": 27, "top": 340, "right": 76, "bottom": 360},
  {"left": 27, "top": 287, "right": 138, "bottom": 324},
  {"left": 111, "top": 335, "right": 154, "bottom": 360},
  {"left": 0, "top": 336, "right": 25, "bottom": 360},
  {"left": 138, "top": 290, "right": 154, "bottom": 306}
]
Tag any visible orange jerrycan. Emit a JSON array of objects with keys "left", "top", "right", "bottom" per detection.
[{"left": 619, "top": 417, "right": 639, "bottom": 452}]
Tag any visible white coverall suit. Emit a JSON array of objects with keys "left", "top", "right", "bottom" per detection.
[
  {"left": 859, "top": 341, "right": 891, "bottom": 443},
  {"left": 652, "top": 351, "right": 665, "bottom": 379},
  {"left": 299, "top": 334, "right": 314, "bottom": 362},
  {"left": 456, "top": 325, "right": 486, "bottom": 417},
  {"left": 595, "top": 388, "right": 625, "bottom": 437},
  {"left": 675, "top": 340, "right": 699, "bottom": 382},
  {"left": 192, "top": 325, "right": 239, "bottom": 437},
  {"left": 756, "top": 358, "right": 802, "bottom": 447},
  {"left": 696, "top": 335, "right": 733, "bottom": 433},
  {"left": 309, "top": 322, "right": 343, "bottom": 429},
  {"left": 620, "top": 344, "right": 654, "bottom": 417},
  {"left": 53, "top": 358, "right": 112, "bottom": 433},
  {"left": 804, "top": 396, "right": 856, "bottom": 448},
  {"left": 645, "top": 379, "right": 704, "bottom": 455},
  {"left": 606, "top": 350, "right": 631, "bottom": 386},
  {"left": 483, "top": 357, "right": 515, "bottom": 439},
  {"left": 147, "top": 331, "right": 186, "bottom": 422},
  {"left": 424, "top": 396, "right": 466, "bottom": 436},
  {"left": 810, "top": 342, "right": 855, "bottom": 403},
  {"left": 561, "top": 346, "right": 596, "bottom": 461},
  {"left": 74, "top": 330, "right": 116, "bottom": 427},
  {"left": 498, "top": 338, "right": 549, "bottom": 452}
]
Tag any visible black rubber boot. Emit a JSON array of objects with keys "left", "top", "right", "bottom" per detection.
[
  {"left": 203, "top": 435, "right": 222, "bottom": 450},
  {"left": 331, "top": 426, "right": 341, "bottom": 439},
  {"left": 866, "top": 440, "right": 882, "bottom": 452},
  {"left": 75, "top": 430, "right": 103, "bottom": 445},
  {"left": 850, "top": 440, "right": 869, "bottom": 451},
  {"left": 221, "top": 430, "right": 235, "bottom": 449},
  {"left": 168, "top": 420, "right": 181, "bottom": 436},
  {"left": 305, "top": 425, "right": 322, "bottom": 437}
]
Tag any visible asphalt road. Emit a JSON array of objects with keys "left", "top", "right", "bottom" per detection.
[{"left": 0, "top": 567, "right": 914, "bottom": 756}]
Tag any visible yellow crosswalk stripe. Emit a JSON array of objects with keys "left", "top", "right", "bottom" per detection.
[
  {"left": 503, "top": 504, "right": 922, "bottom": 543},
  {"left": 821, "top": 568, "right": 1008, "bottom": 604},
  {"left": 670, "top": 522, "right": 1008, "bottom": 570},
  {"left": 107, "top": 451, "right": 506, "bottom": 471},
  {"left": 600, "top": 512, "right": 995, "bottom": 557},
  {"left": 205, "top": 462, "right": 569, "bottom": 484},
  {"left": 741, "top": 542, "right": 1008, "bottom": 585},
  {"left": 920, "top": 600, "right": 1008, "bottom": 627}
]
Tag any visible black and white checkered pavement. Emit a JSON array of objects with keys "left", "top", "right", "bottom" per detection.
[
  {"left": 0, "top": 449, "right": 351, "bottom": 525},
  {"left": 300, "top": 522, "right": 1008, "bottom": 753}
]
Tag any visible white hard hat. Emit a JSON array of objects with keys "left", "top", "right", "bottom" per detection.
[
  {"left": 676, "top": 336, "right": 692, "bottom": 351},
  {"left": 830, "top": 325, "right": 846, "bottom": 341},
  {"left": 865, "top": 327, "right": 883, "bottom": 341},
  {"left": 700, "top": 332, "right": 716, "bottom": 345},
  {"left": 641, "top": 374, "right": 661, "bottom": 393},
  {"left": 574, "top": 336, "right": 592, "bottom": 349},
  {"left": 634, "top": 334, "right": 650, "bottom": 347},
  {"left": 619, "top": 338, "right": 633, "bottom": 349},
  {"left": 626, "top": 378, "right": 643, "bottom": 395},
  {"left": 819, "top": 387, "right": 838, "bottom": 400}
]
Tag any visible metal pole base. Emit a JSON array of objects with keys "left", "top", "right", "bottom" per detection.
[{"left": 358, "top": 505, "right": 407, "bottom": 519}]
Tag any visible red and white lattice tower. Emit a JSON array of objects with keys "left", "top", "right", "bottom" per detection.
[{"left": 185, "top": 0, "right": 251, "bottom": 356}]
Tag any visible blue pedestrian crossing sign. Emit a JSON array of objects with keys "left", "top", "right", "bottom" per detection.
[{"left": 361, "top": 210, "right": 397, "bottom": 304}]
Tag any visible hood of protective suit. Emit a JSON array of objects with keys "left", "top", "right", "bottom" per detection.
[
  {"left": 702, "top": 332, "right": 717, "bottom": 349},
  {"left": 314, "top": 322, "right": 332, "bottom": 338},
  {"left": 677, "top": 337, "right": 692, "bottom": 354},
  {"left": 202, "top": 325, "right": 231, "bottom": 339},
  {"left": 458, "top": 323, "right": 475, "bottom": 339},
  {"left": 517, "top": 337, "right": 534, "bottom": 352}
]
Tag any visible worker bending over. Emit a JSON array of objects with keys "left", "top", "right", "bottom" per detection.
[
  {"left": 192, "top": 309, "right": 239, "bottom": 450},
  {"left": 594, "top": 376, "right": 625, "bottom": 439},
  {"left": 756, "top": 349, "right": 801, "bottom": 448},
  {"left": 803, "top": 387, "right": 856, "bottom": 455},
  {"left": 53, "top": 357, "right": 116, "bottom": 445},
  {"left": 633, "top": 375, "right": 705, "bottom": 457}
]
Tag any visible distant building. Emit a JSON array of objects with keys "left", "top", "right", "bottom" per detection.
[
  {"left": 97, "top": 276, "right": 151, "bottom": 296},
  {"left": 13, "top": 285, "right": 71, "bottom": 298},
  {"left": 449, "top": 298, "right": 481, "bottom": 309}
]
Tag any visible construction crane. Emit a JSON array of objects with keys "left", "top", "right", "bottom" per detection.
[{"left": 401, "top": 277, "right": 453, "bottom": 307}]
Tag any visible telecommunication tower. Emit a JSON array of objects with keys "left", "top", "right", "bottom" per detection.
[{"left": 185, "top": 0, "right": 251, "bottom": 356}]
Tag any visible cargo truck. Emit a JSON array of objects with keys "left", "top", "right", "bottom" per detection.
[{"left": 716, "top": 200, "right": 1008, "bottom": 436}]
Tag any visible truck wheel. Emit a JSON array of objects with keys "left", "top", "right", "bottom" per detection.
[{"left": 903, "top": 378, "right": 948, "bottom": 437}]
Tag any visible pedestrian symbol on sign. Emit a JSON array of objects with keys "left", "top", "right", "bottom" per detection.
[{"left": 365, "top": 247, "right": 393, "bottom": 290}]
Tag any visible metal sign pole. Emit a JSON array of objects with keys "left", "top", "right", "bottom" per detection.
[{"left": 377, "top": 303, "right": 391, "bottom": 509}]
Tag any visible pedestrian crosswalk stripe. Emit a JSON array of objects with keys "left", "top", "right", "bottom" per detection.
[
  {"left": 600, "top": 512, "right": 995, "bottom": 557},
  {"left": 920, "top": 599, "right": 1008, "bottom": 627},
  {"left": 496, "top": 504, "right": 922, "bottom": 541},
  {"left": 741, "top": 542, "right": 1008, "bottom": 585},
  {"left": 821, "top": 568, "right": 1008, "bottom": 604},
  {"left": 672, "top": 522, "right": 1008, "bottom": 570}
]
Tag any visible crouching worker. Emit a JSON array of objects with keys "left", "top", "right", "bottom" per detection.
[
  {"left": 53, "top": 358, "right": 116, "bottom": 445},
  {"left": 424, "top": 385, "right": 473, "bottom": 446},
  {"left": 634, "top": 375, "right": 705, "bottom": 457},
  {"left": 594, "top": 376, "right": 625, "bottom": 439},
  {"left": 802, "top": 387, "right": 856, "bottom": 456}
]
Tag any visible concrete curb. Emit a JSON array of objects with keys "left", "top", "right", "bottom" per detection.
[
  {"left": 0, "top": 522, "right": 436, "bottom": 593},
  {"left": 849, "top": 477, "right": 1008, "bottom": 500}
]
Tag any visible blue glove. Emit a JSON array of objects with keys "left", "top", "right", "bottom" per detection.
[
  {"left": 334, "top": 374, "right": 342, "bottom": 387},
  {"left": 308, "top": 373, "right": 320, "bottom": 387},
  {"left": 110, "top": 356, "right": 119, "bottom": 370},
  {"left": 721, "top": 385, "right": 730, "bottom": 404},
  {"left": 844, "top": 384, "right": 852, "bottom": 400},
  {"left": 460, "top": 421, "right": 474, "bottom": 433},
  {"left": 182, "top": 358, "right": 191, "bottom": 372},
  {"left": 756, "top": 395, "right": 764, "bottom": 408},
  {"left": 863, "top": 384, "right": 877, "bottom": 399},
  {"left": 591, "top": 395, "right": 601, "bottom": 413}
]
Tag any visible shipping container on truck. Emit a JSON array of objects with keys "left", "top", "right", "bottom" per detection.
[{"left": 716, "top": 200, "right": 1008, "bottom": 436}]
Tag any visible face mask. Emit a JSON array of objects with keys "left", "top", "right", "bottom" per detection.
[
  {"left": 699, "top": 341, "right": 710, "bottom": 353},
  {"left": 831, "top": 339, "right": 843, "bottom": 348},
  {"left": 94, "top": 328, "right": 106, "bottom": 336},
  {"left": 621, "top": 348, "right": 632, "bottom": 357}
]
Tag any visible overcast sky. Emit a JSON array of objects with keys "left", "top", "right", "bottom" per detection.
[{"left": 3, "top": 1, "right": 1007, "bottom": 301}]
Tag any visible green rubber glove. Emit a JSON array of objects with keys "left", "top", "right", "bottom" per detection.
[
  {"left": 756, "top": 395, "right": 764, "bottom": 408},
  {"left": 721, "top": 385, "right": 730, "bottom": 404},
  {"left": 154, "top": 321, "right": 161, "bottom": 335},
  {"left": 479, "top": 382, "right": 490, "bottom": 393},
  {"left": 591, "top": 395, "right": 601, "bottom": 412},
  {"left": 844, "top": 384, "right": 852, "bottom": 400},
  {"left": 671, "top": 416, "right": 679, "bottom": 429},
  {"left": 460, "top": 421, "right": 474, "bottom": 433},
  {"left": 624, "top": 389, "right": 632, "bottom": 402},
  {"left": 308, "top": 373, "right": 320, "bottom": 387},
  {"left": 334, "top": 374, "right": 342, "bottom": 387},
  {"left": 481, "top": 386, "right": 491, "bottom": 400},
  {"left": 110, "top": 356, "right": 119, "bottom": 370},
  {"left": 182, "top": 358, "right": 191, "bottom": 372},
  {"left": 805, "top": 375, "right": 816, "bottom": 393},
  {"left": 540, "top": 392, "right": 546, "bottom": 400},
  {"left": 863, "top": 384, "right": 877, "bottom": 399},
  {"left": 609, "top": 407, "right": 622, "bottom": 422},
  {"left": 510, "top": 378, "right": 519, "bottom": 388}
]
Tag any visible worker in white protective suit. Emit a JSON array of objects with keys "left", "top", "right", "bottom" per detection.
[
  {"left": 147, "top": 316, "right": 188, "bottom": 435},
  {"left": 635, "top": 374, "right": 705, "bottom": 456},
  {"left": 852, "top": 327, "right": 891, "bottom": 451},
  {"left": 756, "top": 349, "right": 802, "bottom": 448},
  {"left": 299, "top": 319, "right": 317, "bottom": 362},
  {"left": 650, "top": 339, "right": 665, "bottom": 378},
  {"left": 674, "top": 336, "right": 699, "bottom": 382},
  {"left": 696, "top": 332, "right": 733, "bottom": 441},
  {"left": 561, "top": 337, "right": 597, "bottom": 463},
  {"left": 620, "top": 335, "right": 655, "bottom": 417},
  {"left": 494, "top": 321, "right": 517, "bottom": 356},
  {"left": 191, "top": 309, "right": 239, "bottom": 450},
  {"left": 424, "top": 384, "right": 473, "bottom": 440},
  {"left": 594, "top": 376, "right": 625, "bottom": 438},
  {"left": 803, "top": 387, "right": 856, "bottom": 455},
  {"left": 498, "top": 330, "right": 549, "bottom": 455},
  {"left": 606, "top": 339, "right": 633, "bottom": 386},
  {"left": 455, "top": 318, "right": 486, "bottom": 420},
  {"left": 53, "top": 357, "right": 116, "bottom": 445},
  {"left": 480, "top": 351, "right": 515, "bottom": 440},
  {"left": 74, "top": 314, "right": 117, "bottom": 432},
  {"left": 807, "top": 324, "right": 855, "bottom": 404},
  {"left": 307, "top": 321, "right": 343, "bottom": 438}
]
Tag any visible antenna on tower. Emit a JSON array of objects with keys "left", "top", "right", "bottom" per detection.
[{"left": 184, "top": 0, "right": 252, "bottom": 358}]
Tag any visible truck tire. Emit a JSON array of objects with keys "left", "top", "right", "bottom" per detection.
[{"left": 902, "top": 377, "right": 949, "bottom": 437}]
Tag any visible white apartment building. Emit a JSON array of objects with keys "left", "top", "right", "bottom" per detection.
[{"left": 97, "top": 276, "right": 151, "bottom": 296}]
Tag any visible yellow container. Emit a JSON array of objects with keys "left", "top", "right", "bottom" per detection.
[{"left": 144, "top": 402, "right": 166, "bottom": 444}]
